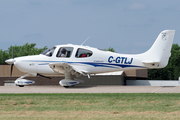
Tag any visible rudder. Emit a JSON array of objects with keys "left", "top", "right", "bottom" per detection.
[{"left": 141, "top": 30, "right": 175, "bottom": 68}]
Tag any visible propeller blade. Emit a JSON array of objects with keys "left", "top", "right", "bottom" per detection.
[{"left": 10, "top": 64, "right": 14, "bottom": 77}]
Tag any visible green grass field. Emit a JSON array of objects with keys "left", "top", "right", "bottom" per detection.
[{"left": 0, "top": 93, "right": 180, "bottom": 120}]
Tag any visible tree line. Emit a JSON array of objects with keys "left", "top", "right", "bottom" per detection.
[
  {"left": 0, "top": 43, "right": 47, "bottom": 64},
  {"left": 0, "top": 43, "right": 180, "bottom": 80}
]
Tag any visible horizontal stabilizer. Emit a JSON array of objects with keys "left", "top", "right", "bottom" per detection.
[{"left": 142, "top": 61, "right": 160, "bottom": 64}]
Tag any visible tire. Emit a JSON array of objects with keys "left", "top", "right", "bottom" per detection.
[{"left": 64, "top": 86, "right": 69, "bottom": 88}]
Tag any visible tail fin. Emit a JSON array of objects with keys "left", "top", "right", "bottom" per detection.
[{"left": 141, "top": 30, "right": 175, "bottom": 68}]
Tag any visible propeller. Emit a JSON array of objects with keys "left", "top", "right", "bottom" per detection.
[
  {"left": 5, "top": 46, "right": 14, "bottom": 77},
  {"left": 10, "top": 64, "right": 14, "bottom": 77},
  {"left": 5, "top": 58, "right": 15, "bottom": 77}
]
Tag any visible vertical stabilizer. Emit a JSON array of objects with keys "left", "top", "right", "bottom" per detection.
[{"left": 141, "top": 30, "right": 175, "bottom": 68}]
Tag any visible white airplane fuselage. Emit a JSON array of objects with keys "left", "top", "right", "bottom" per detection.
[{"left": 13, "top": 45, "right": 147, "bottom": 75}]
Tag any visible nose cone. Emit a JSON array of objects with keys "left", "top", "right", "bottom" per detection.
[{"left": 5, "top": 58, "right": 15, "bottom": 64}]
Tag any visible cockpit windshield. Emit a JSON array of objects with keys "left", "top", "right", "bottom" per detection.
[{"left": 41, "top": 47, "right": 56, "bottom": 57}]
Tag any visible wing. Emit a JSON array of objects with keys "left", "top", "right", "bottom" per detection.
[
  {"left": 49, "top": 63, "right": 87, "bottom": 77},
  {"left": 142, "top": 61, "right": 159, "bottom": 64},
  {"left": 95, "top": 71, "right": 123, "bottom": 76}
]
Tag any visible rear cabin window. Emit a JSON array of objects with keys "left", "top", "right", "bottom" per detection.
[
  {"left": 56, "top": 47, "right": 73, "bottom": 58},
  {"left": 75, "top": 48, "right": 93, "bottom": 58}
]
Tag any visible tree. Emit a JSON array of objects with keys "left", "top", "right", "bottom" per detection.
[
  {"left": 0, "top": 43, "right": 47, "bottom": 64},
  {"left": 104, "top": 47, "right": 115, "bottom": 52},
  {"left": 148, "top": 44, "right": 180, "bottom": 80},
  {"left": 0, "top": 49, "right": 9, "bottom": 64},
  {"left": 8, "top": 43, "right": 47, "bottom": 58}
]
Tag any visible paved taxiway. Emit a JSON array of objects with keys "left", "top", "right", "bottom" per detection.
[{"left": 0, "top": 86, "right": 180, "bottom": 93}]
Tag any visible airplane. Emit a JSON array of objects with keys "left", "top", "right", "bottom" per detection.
[{"left": 5, "top": 30, "right": 175, "bottom": 88}]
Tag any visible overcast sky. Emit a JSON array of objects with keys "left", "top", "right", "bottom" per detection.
[{"left": 0, "top": 0, "right": 180, "bottom": 54}]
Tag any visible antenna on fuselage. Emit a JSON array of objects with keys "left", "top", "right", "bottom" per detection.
[
  {"left": 12, "top": 46, "right": 13, "bottom": 58},
  {"left": 81, "top": 36, "right": 90, "bottom": 46}
]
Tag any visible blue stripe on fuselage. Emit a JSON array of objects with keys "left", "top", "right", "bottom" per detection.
[
  {"left": 69, "top": 62, "right": 144, "bottom": 68},
  {"left": 21, "top": 60, "right": 145, "bottom": 69}
]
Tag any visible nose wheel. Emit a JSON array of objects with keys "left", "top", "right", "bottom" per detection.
[
  {"left": 14, "top": 74, "right": 35, "bottom": 87},
  {"left": 64, "top": 86, "right": 69, "bottom": 88}
]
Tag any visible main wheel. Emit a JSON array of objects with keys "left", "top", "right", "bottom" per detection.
[{"left": 19, "top": 85, "right": 24, "bottom": 87}]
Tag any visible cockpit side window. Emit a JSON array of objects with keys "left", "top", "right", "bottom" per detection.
[
  {"left": 56, "top": 47, "right": 73, "bottom": 58},
  {"left": 75, "top": 48, "right": 93, "bottom": 58},
  {"left": 41, "top": 47, "right": 56, "bottom": 57}
]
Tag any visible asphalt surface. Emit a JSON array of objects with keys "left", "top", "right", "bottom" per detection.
[{"left": 0, "top": 86, "right": 180, "bottom": 93}]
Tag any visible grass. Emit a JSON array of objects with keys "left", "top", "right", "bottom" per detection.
[{"left": 0, "top": 93, "right": 180, "bottom": 119}]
